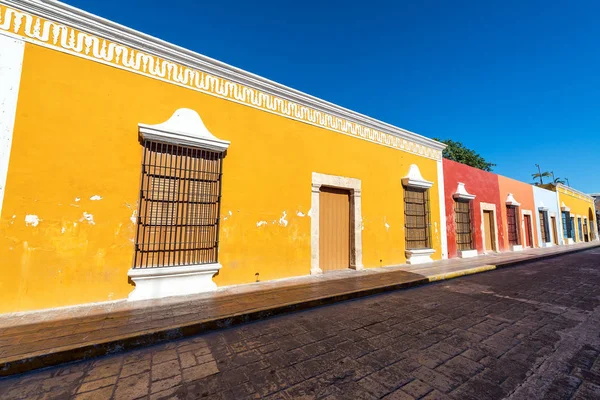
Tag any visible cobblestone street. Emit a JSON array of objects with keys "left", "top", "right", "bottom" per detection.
[{"left": 2, "top": 248, "right": 600, "bottom": 400}]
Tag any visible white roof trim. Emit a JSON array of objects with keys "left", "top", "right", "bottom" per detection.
[
  {"left": 453, "top": 182, "right": 476, "bottom": 201},
  {"left": 402, "top": 164, "right": 433, "bottom": 189},
  {"left": 4, "top": 0, "right": 446, "bottom": 155},
  {"left": 139, "top": 108, "right": 230, "bottom": 152},
  {"left": 556, "top": 184, "right": 594, "bottom": 201},
  {"left": 506, "top": 193, "right": 520, "bottom": 207}
]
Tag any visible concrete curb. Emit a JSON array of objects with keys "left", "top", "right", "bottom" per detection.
[{"left": 1, "top": 243, "right": 598, "bottom": 377}]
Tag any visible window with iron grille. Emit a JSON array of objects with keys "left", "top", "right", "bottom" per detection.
[
  {"left": 404, "top": 187, "right": 430, "bottom": 249},
  {"left": 539, "top": 211, "right": 547, "bottom": 243},
  {"left": 133, "top": 140, "right": 224, "bottom": 268},
  {"left": 506, "top": 205, "right": 520, "bottom": 246},
  {"left": 562, "top": 211, "right": 571, "bottom": 238},
  {"left": 454, "top": 200, "right": 473, "bottom": 251},
  {"left": 539, "top": 210, "right": 550, "bottom": 243},
  {"left": 571, "top": 217, "right": 576, "bottom": 240},
  {"left": 578, "top": 218, "right": 583, "bottom": 241}
]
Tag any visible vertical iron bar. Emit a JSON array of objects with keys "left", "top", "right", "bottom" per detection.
[
  {"left": 149, "top": 142, "right": 161, "bottom": 268},
  {"left": 182, "top": 146, "right": 192, "bottom": 265},
  {"left": 215, "top": 154, "right": 224, "bottom": 263},
  {"left": 133, "top": 142, "right": 147, "bottom": 268},
  {"left": 170, "top": 144, "right": 180, "bottom": 266},
  {"left": 152, "top": 143, "right": 169, "bottom": 267},
  {"left": 192, "top": 149, "right": 203, "bottom": 264}
]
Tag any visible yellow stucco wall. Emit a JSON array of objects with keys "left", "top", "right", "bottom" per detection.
[
  {"left": 557, "top": 187, "right": 596, "bottom": 242},
  {"left": 0, "top": 43, "right": 443, "bottom": 313}
]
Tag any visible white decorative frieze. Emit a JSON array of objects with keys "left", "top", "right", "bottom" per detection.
[{"left": 0, "top": 3, "right": 445, "bottom": 160}]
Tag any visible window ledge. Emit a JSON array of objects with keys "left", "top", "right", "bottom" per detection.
[
  {"left": 128, "top": 263, "right": 222, "bottom": 301},
  {"left": 458, "top": 249, "right": 478, "bottom": 258},
  {"left": 405, "top": 248, "right": 435, "bottom": 265}
]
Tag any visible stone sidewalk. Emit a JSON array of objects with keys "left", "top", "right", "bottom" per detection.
[{"left": 0, "top": 242, "right": 598, "bottom": 377}]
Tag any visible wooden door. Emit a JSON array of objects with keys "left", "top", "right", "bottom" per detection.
[
  {"left": 524, "top": 214, "right": 533, "bottom": 247},
  {"left": 483, "top": 210, "right": 495, "bottom": 252},
  {"left": 319, "top": 187, "right": 350, "bottom": 272},
  {"left": 551, "top": 217, "right": 558, "bottom": 245}
]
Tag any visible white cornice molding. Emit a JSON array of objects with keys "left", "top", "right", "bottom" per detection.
[
  {"left": 537, "top": 201, "right": 548, "bottom": 212},
  {"left": 506, "top": 193, "right": 520, "bottom": 207},
  {"left": 556, "top": 184, "right": 594, "bottom": 201},
  {"left": 402, "top": 164, "right": 433, "bottom": 189},
  {"left": 139, "top": 108, "right": 230, "bottom": 152},
  {"left": 561, "top": 202, "right": 571, "bottom": 212},
  {"left": 453, "top": 182, "right": 476, "bottom": 201},
  {"left": 1, "top": 0, "right": 446, "bottom": 156}
]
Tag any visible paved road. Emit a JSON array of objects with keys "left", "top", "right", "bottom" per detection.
[{"left": 2, "top": 249, "right": 600, "bottom": 400}]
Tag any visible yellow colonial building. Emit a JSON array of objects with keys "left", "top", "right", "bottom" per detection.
[
  {"left": 556, "top": 184, "right": 598, "bottom": 245},
  {"left": 0, "top": 1, "right": 447, "bottom": 312}
]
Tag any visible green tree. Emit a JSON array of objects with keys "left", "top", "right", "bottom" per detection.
[
  {"left": 434, "top": 138, "right": 496, "bottom": 172},
  {"left": 532, "top": 171, "right": 552, "bottom": 185}
]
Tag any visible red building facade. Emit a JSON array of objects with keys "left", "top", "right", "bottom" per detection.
[{"left": 443, "top": 159, "right": 507, "bottom": 258}]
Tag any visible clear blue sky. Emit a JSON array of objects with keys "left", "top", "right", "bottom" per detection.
[{"left": 67, "top": 0, "right": 599, "bottom": 193}]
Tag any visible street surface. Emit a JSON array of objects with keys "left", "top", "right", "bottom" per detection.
[{"left": 1, "top": 248, "right": 600, "bottom": 400}]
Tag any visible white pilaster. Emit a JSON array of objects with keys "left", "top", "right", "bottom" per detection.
[
  {"left": 0, "top": 34, "right": 25, "bottom": 218},
  {"left": 437, "top": 159, "right": 448, "bottom": 259}
]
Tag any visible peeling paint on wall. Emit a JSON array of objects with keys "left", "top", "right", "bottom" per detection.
[
  {"left": 256, "top": 221, "right": 267, "bottom": 227},
  {"left": 297, "top": 211, "right": 305, "bottom": 217},
  {"left": 81, "top": 212, "right": 95, "bottom": 225},
  {"left": 385, "top": 222, "right": 390, "bottom": 231},
  {"left": 278, "top": 211, "right": 288, "bottom": 227},
  {"left": 90, "top": 195, "right": 102, "bottom": 201},
  {"left": 130, "top": 210, "right": 137, "bottom": 224},
  {"left": 74, "top": 197, "right": 80, "bottom": 202},
  {"left": 24, "top": 214, "right": 40, "bottom": 227}
]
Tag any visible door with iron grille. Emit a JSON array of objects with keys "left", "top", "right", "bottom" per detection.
[
  {"left": 454, "top": 200, "right": 473, "bottom": 251},
  {"left": 506, "top": 206, "right": 520, "bottom": 246},
  {"left": 133, "top": 140, "right": 224, "bottom": 269}
]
